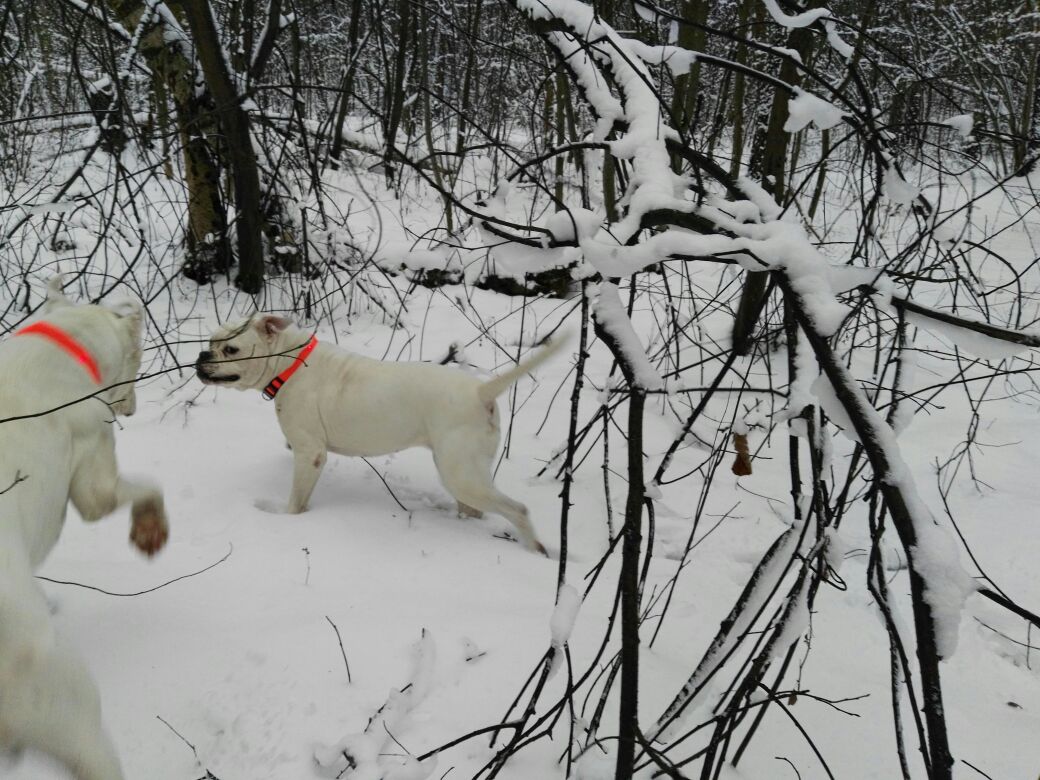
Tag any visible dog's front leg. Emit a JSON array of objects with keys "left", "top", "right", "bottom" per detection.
[
  {"left": 255, "top": 444, "right": 326, "bottom": 514},
  {"left": 124, "top": 481, "right": 168, "bottom": 556},
  {"left": 69, "top": 433, "right": 168, "bottom": 556},
  {"left": 287, "top": 447, "right": 327, "bottom": 514}
]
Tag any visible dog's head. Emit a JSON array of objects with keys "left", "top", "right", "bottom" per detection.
[
  {"left": 195, "top": 314, "right": 294, "bottom": 391},
  {"left": 42, "top": 275, "right": 144, "bottom": 416},
  {"left": 103, "top": 298, "right": 144, "bottom": 416}
]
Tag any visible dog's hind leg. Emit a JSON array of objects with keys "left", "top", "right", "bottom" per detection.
[
  {"left": 457, "top": 502, "right": 483, "bottom": 519},
  {"left": 69, "top": 429, "right": 168, "bottom": 556},
  {"left": 0, "top": 599, "right": 124, "bottom": 780},
  {"left": 433, "top": 445, "right": 546, "bottom": 555},
  {"left": 8, "top": 651, "right": 124, "bottom": 780}
]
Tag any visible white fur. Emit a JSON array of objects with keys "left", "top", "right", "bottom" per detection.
[
  {"left": 0, "top": 279, "right": 168, "bottom": 780},
  {"left": 197, "top": 315, "right": 564, "bottom": 554}
]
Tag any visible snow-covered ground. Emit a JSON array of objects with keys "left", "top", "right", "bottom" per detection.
[
  {"left": 3, "top": 127, "right": 1040, "bottom": 779},
  {"left": 0, "top": 269, "right": 1034, "bottom": 780}
]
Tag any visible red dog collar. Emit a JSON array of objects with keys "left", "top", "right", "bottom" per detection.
[
  {"left": 16, "top": 321, "right": 102, "bottom": 385},
  {"left": 262, "top": 335, "right": 318, "bottom": 400}
]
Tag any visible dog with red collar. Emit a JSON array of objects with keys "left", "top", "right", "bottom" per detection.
[
  {"left": 0, "top": 276, "right": 168, "bottom": 780},
  {"left": 196, "top": 314, "right": 564, "bottom": 554}
]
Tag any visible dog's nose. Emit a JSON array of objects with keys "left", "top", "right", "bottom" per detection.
[{"left": 197, "top": 350, "right": 213, "bottom": 363}]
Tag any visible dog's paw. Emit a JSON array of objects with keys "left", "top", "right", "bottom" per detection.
[
  {"left": 457, "top": 502, "right": 483, "bottom": 519},
  {"left": 130, "top": 500, "right": 168, "bottom": 557},
  {"left": 494, "top": 531, "right": 549, "bottom": 557},
  {"left": 254, "top": 498, "right": 289, "bottom": 514}
]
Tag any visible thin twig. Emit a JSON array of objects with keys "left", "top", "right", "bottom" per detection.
[
  {"left": 326, "top": 615, "right": 353, "bottom": 683},
  {"left": 38, "top": 544, "right": 233, "bottom": 596}
]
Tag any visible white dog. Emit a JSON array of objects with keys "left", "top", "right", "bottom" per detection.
[
  {"left": 196, "top": 315, "right": 563, "bottom": 554},
  {"left": 0, "top": 278, "right": 168, "bottom": 780}
]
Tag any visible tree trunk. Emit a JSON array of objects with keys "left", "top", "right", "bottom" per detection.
[
  {"left": 383, "top": 0, "right": 412, "bottom": 185},
  {"left": 178, "top": 89, "right": 233, "bottom": 282},
  {"left": 593, "top": 305, "right": 648, "bottom": 779},
  {"left": 615, "top": 386, "right": 645, "bottom": 778},
  {"left": 1016, "top": 21, "right": 1040, "bottom": 171},
  {"left": 671, "top": 0, "right": 707, "bottom": 136},
  {"left": 176, "top": 0, "right": 266, "bottom": 293},
  {"left": 728, "top": 0, "right": 751, "bottom": 179},
  {"left": 106, "top": 0, "right": 233, "bottom": 282},
  {"left": 734, "top": 9, "right": 816, "bottom": 356},
  {"left": 328, "top": 0, "right": 365, "bottom": 165}
]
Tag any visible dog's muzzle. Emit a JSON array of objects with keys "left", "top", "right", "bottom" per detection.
[{"left": 195, "top": 351, "right": 240, "bottom": 384}]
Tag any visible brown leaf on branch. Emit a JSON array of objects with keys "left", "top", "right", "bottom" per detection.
[{"left": 732, "top": 433, "right": 753, "bottom": 476}]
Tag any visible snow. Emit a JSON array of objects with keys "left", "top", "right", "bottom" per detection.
[
  {"left": 784, "top": 329, "right": 818, "bottom": 420},
  {"left": 882, "top": 166, "right": 921, "bottom": 205},
  {"left": 651, "top": 513, "right": 811, "bottom": 742},
  {"left": 769, "top": 575, "right": 811, "bottom": 661},
  {"left": 0, "top": 231, "right": 1036, "bottom": 780},
  {"left": 823, "top": 20, "right": 855, "bottom": 59},
  {"left": 824, "top": 527, "right": 852, "bottom": 574},
  {"left": 550, "top": 584, "right": 582, "bottom": 647},
  {"left": 888, "top": 347, "right": 918, "bottom": 437},
  {"left": 624, "top": 40, "right": 698, "bottom": 79},
  {"left": 931, "top": 214, "right": 966, "bottom": 243},
  {"left": 810, "top": 372, "right": 859, "bottom": 441},
  {"left": 314, "top": 631, "right": 439, "bottom": 780},
  {"left": 784, "top": 88, "right": 846, "bottom": 132},
  {"left": 573, "top": 746, "right": 615, "bottom": 779},
  {"left": 762, "top": 0, "right": 831, "bottom": 29},
  {"left": 632, "top": 0, "right": 659, "bottom": 24},
  {"left": 545, "top": 32, "right": 623, "bottom": 142},
  {"left": 826, "top": 263, "right": 891, "bottom": 295},
  {"left": 905, "top": 310, "right": 1032, "bottom": 362},
  {"left": 910, "top": 520, "right": 978, "bottom": 659},
  {"left": 6, "top": 18, "right": 1040, "bottom": 776},
  {"left": 545, "top": 207, "right": 601, "bottom": 243},
  {"left": 811, "top": 350, "right": 978, "bottom": 662},
  {"left": 735, "top": 176, "right": 783, "bottom": 221},
  {"left": 943, "top": 113, "right": 975, "bottom": 138},
  {"left": 589, "top": 281, "right": 664, "bottom": 390},
  {"left": 21, "top": 200, "right": 80, "bottom": 215},
  {"left": 59, "top": 0, "right": 131, "bottom": 42},
  {"left": 520, "top": 0, "right": 691, "bottom": 243}
]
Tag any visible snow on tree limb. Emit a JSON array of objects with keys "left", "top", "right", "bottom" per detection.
[{"left": 590, "top": 281, "right": 664, "bottom": 391}]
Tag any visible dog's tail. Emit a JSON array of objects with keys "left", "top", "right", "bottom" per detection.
[{"left": 478, "top": 335, "right": 568, "bottom": 404}]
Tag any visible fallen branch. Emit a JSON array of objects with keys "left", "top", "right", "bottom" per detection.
[{"left": 38, "top": 543, "right": 234, "bottom": 597}]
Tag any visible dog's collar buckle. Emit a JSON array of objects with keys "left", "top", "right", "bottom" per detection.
[
  {"left": 262, "top": 335, "right": 318, "bottom": 400},
  {"left": 15, "top": 321, "right": 102, "bottom": 385}
]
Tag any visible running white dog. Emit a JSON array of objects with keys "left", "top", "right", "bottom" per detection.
[
  {"left": 196, "top": 316, "right": 562, "bottom": 554},
  {"left": 0, "top": 278, "right": 168, "bottom": 780}
]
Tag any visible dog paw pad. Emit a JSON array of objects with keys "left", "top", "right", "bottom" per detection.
[{"left": 130, "top": 502, "right": 168, "bottom": 557}]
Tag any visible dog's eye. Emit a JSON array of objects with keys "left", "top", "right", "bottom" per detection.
[{"left": 225, "top": 346, "right": 239, "bottom": 356}]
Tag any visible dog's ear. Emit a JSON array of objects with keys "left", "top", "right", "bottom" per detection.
[
  {"left": 107, "top": 298, "right": 144, "bottom": 335},
  {"left": 107, "top": 297, "right": 142, "bottom": 319},
  {"left": 107, "top": 299, "right": 143, "bottom": 417},
  {"left": 41, "top": 273, "right": 71, "bottom": 311},
  {"left": 107, "top": 299, "right": 142, "bottom": 320},
  {"left": 254, "top": 314, "right": 293, "bottom": 340}
]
